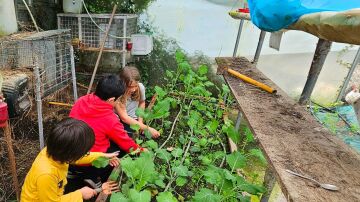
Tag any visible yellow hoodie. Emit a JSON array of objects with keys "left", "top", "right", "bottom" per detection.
[{"left": 21, "top": 148, "right": 103, "bottom": 202}]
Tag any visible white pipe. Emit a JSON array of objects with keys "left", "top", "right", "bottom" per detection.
[
  {"left": 70, "top": 46, "right": 78, "bottom": 100},
  {"left": 34, "top": 63, "right": 44, "bottom": 149}
]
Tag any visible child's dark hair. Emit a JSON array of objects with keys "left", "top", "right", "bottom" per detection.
[
  {"left": 46, "top": 118, "right": 95, "bottom": 163},
  {"left": 95, "top": 74, "right": 126, "bottom": 101}
]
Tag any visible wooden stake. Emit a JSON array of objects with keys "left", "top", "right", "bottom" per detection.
[
  {"left": 3, "top": 121, "right": 20, "bottom": 201},
  {"left": 87, "top": 5, "right": 118, "bottom": 94}
]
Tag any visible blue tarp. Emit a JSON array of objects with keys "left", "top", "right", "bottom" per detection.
[{"left": 248, "top": 0, "right": 360, "bottom": 32}]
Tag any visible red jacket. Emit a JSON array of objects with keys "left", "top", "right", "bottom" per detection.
[{"left": 69, "top": 94, "right": 140, "bottom": 153}]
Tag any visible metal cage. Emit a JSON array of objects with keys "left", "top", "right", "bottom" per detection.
[{"left": 57, "top": 13, "right": 138, "bottom": 67}]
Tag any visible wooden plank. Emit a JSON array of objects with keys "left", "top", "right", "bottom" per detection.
[{"left": 216, "top": 57, "right": 360, "bottom": 202}]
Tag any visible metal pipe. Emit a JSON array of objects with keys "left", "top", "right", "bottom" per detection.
[
  {"left": 34, "top": 64, "right": 44, "bottom": 149},
  {"left": 253, "top": 30, "right": 266, "bottom": 65},
  {"left": 336, "top": 47, "right": 360, "bottom": 102},
  {"left": 299, "top": 39, "right": 332, "bottom": 104},
  {"left": 122, "top": 16, "right": 127, "bottom": 67},
  {"left": 70, "top": 46, "right": 78, "bottom": 101},
  {"left": 233, "top": 19, "right": 244, "bottom": 57},
  {"left": 235, "top": 111, "right": 242, "bottom": 131}
]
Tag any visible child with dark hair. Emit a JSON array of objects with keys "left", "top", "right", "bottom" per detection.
[
  {"left": 21, "top": 118, "right": 119, "bottom": 202},
  {"left": 116, "top": 66, "right": 160, "bottom": 138},
  {"left": 67, "top": 74, "right": 144, "bottom": 191}
]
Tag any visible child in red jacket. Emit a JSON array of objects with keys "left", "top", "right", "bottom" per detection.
[{"left": 66, "top": 74, "right": 143, "bottom": 193}]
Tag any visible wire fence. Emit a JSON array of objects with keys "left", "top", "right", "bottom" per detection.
[
  {"left": 57, "top": 13, "right": 138, "bottom": 50},
  {"left": 0, "top": 29, "right": 72, "bottom": 97}
]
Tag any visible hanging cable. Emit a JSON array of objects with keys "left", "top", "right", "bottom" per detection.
[{"left": 82, "top": 0, "right": 130, "bottom": 39}]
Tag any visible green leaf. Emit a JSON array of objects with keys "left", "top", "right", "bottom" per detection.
[
  {"left": 155, "top": 149, "right": 172, "bottom": 162},
  {"left": 206, "top": 120, "right": 219, "bottom": 135},
  {"left": 145, "top": 140, "right": 158, "bottom": 150},
  {"left": 110, "top": 192, "right": 129, "bottom": 202},
  {"left": 223, "top": 125, "right": 240, "bottom": 144},
  {"left": 188, "top": 111, "right": 201, "bottom": 129},
  {"left": 237, "top": 183, "right": 266, "bottom": 195},
  {"left": 249, "top": 149, "right": 267, "bottom": 166},
  {"left": 175, "top": 50, "right": 186, "bottom": 63},
  {"left": 175, "top": 176, "right": 187, "bottom": 187},
  {"left": 151, "top": 99, "right": 171, "bottom": 120},
  {"left": 198, "top": 65, "right": 208, "bottom": 75},
  {"left": 199, "top": 138, "right": 207, "bottom": 146},
  {"left": 130, "top": 124, "right": 140, "bottom": 132},
  {"left": 156, "top": 192, "right": 178, "bottom": 202},
  {"left": 155, "top": 178, "right": 166, "bottom": 188},
  {"left": 204, "top": 81, "right": 214, "bottom": 87},
  {"left": 193, "top": 188, "right": 221, "bottom": 202},
  {"left": 129, "top": 189, "right": 151, "bottom": 202},
  {"left": 171, "top": 148, "right": 183, "bottom": 158},
  {"left": 121, "top": 153, "right": 157, "bottom": 191},
  {"left": 92, "top": 156, "right": 109, "bottom": 168},
  {"left": 154, "top": 86, "right": 167, "bottom": 98},
  {"left": 172, "top": 165, "right": 191, "bottom": 177},
  {"left": 144, "top": 129, "right": 152, "bottom": 139},
  {"left": 226, "top": 152, "right": 247, "bottom": 170},
  {"left": 221, "top": 84, "right": 230, "bottom": 95},
  {"left": 203, "top": 166, "right": 223, "bottom": 186},
  {"left": 166, "top": 70, "right": 174, "bottom": 78}
]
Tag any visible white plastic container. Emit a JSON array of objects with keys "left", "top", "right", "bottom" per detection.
[
  {"left": 0, "top": 0, "right": 18, "bottom": 36},
  {"left": 63, "top": 0, "right": 83, "bottom": 14},
  {"left": 131, "top": 34, "right": 153, "bottom": 55}
]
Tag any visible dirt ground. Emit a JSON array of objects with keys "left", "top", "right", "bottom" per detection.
[
  {"left": 216, "top": 57, "right": 360, "bottom": 202},
  {"left": 0, "top": 85, "right": 77, "bottom": 201}
]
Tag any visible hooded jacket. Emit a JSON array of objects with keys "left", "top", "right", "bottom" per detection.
[{"left": 70, "top": 94, "right": 140, "bottom": 153}]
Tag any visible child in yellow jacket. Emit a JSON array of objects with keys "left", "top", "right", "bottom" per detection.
[{"left": 21, "top": 118, "right": 119, "bottom": 202}]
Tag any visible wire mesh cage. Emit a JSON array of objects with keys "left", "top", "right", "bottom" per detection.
[
  {"left": 57, "top": 13, "right": 138, "bottom": 52},
  {"left": 0, "top": 29, "right": 72, "bottom": 97}
]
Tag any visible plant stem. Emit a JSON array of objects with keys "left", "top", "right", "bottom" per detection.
[{"left": 159, "top": 106, "right": 183, "bottom": 150}]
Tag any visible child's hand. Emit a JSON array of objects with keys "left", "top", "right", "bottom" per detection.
[
  {"left": 103, "top": 152, "right": 120, "bottom": 167},
  {"left": 149, "top": 127, "right": 160, "bottom": 138},
  {"left": 79, "top": 186, "right": 97, "bottom": 199},
  {"left": 102, "top": 181, "right": 120, "bottom": 195}
]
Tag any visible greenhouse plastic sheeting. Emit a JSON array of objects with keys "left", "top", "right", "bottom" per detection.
[
  {"left": 312, "top": 105, "right": 360, "bottom": 153},
  {"left": 248, "top": 0, "right": 360, "bottom": 31}
]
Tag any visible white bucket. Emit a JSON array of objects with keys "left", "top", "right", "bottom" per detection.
[
  {"left": 63, "top": 0, "right": 83, "bottom": 14},
  {"left": 0, "top": 0, "right": 18, "bottom": 36}
]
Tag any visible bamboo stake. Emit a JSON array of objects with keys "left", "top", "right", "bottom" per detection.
[
  {"left": 3, "top": 121, "right": 20, "bottom": 201},
  {"left": 87, "top": 5, "right": 118, "bottom": 94}
]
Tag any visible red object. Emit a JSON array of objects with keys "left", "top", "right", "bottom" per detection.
[
  {"left": 70, "top": 94, "right": 141, "bottom": 153},
  {"left": 0, "top": 102, "right": 8, "bottom": 128},
  {"left": 238, "top": 8, "right": 250, "bottom": 13},
  {"left": 126, "top": 41, "right": 133, "bottom": 51}
]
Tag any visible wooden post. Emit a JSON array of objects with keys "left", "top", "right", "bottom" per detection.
[
  {"left": 299, "top": 39, "right": 332, "bottom": 104},
  {"left": 3, "top": 121, "right": 20, "bottom": 201},
  {"left": 87, "top": 5, "right": 118, "bottom": 94}
]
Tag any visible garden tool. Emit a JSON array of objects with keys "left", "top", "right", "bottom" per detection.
[
  {"left": 217, "top": 62, "right": 276, "bottom": 94},
  {"left": 286, "top": 169, "right": 339, "bottom": 191},
  {"left": 84, "top": 179, "right": 102, "bottom": 193},
  {"left": 227, "top": 67, "right": 276, "bottom": 94}
]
